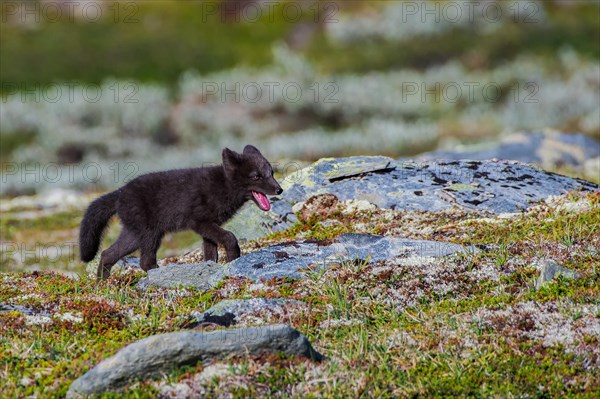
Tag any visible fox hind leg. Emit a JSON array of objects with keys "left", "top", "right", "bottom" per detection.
[
  {"left": 202, "top": 237, "right": 218, "bottom": 262},
  {"left": 139, "top": 233, "right": 162, "bottom": 272},
  {"left": 98, "top": 228, "right": 139, "bottom": 280}
]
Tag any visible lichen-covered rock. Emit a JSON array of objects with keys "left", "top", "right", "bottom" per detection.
[
  {"left": 134, "top": 234, "right": 470, "bottom": 289},
  {"left": 228, "top": 156, "right": 598, "bottom": 240},
  {"left": 228, "top": 233, "right": 471, "bottom": 281},
  {"left": 66, "top": 324, "right": 322, "bottom": 398}
]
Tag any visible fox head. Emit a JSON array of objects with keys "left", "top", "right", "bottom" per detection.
[{"left": 222, "top": 145, "right": 283, "bottom": 211}]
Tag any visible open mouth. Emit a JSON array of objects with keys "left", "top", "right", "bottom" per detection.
[{"left": 252, "top": 191, "right": 271, "bottom": 211}]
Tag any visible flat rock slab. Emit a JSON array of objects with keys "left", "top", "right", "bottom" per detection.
[
  {"left": 228, "top": 157, "right": 598, "bottom": 239},
  {"left": 281, "top": 158, "right": 598, "bottom": 213},
  {"left": 67, "top": 324, "right": 322, "bottom": 398},
  {"left": 190, "top": 298, "right": 306, "bottom": 327},
  {"left": 137, "top": 261, "right": 225, "bottom": 290},
  {"left": 134, "top": 234, "right": 468, "bottom": 290},
  {"left": 228, "top": 233, "right": 471, "bottom": 281}
]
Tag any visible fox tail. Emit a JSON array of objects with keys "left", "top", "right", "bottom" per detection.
[{"left": 79, "top": 190, "right": 119, "bottom": 262}]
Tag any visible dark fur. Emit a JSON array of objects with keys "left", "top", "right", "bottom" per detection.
[{"left": 79, "top": 145, "right": 282, "bottom": 279}]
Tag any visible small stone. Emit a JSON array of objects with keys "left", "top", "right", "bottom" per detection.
[
  {"left": 291, "top": 201, "right": 305, "bottom": 214},
  {"left": 20, "top": 377, "right": 32, "bottom": 387},
  {"left": 25, "top": 315, "right": 53, "bottom": 326},
  {"left": 536, "top": 259, "right": 581, "bottom": 290},
  {"left": 446, "top": 184, "right": 478, "bottom": 191},
  {"left": 352, "top": 222, "right": 367, "bottom": 231},
  {"left": 340, "top": 199, "right": 377, "bottom": 214}
]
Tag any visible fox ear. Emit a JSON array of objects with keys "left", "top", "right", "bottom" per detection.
[
  {"left": 243, "top": 145, "right": 261, "bottom": 155},
  {"left": 222, "top": 148, "right": 242, "bottom": 176}
]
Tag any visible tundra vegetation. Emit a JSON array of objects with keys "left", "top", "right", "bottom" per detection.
[{"left": 1, "top": 191, "right": 599, "bottom": 397}]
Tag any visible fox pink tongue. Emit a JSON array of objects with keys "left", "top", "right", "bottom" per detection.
[{"left": 252, "top": 191, "right": 271, "bottom": 211}]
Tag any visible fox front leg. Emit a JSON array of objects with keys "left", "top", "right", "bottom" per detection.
[{"left": 193, "top": 223, "right": 241, "bottom": 262}]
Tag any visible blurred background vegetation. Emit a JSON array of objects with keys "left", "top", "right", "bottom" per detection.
[
  {"left": 1, "top": 0, "right": 599, "bottom": 195},
  {"left": 3, "top": 1, "right": 599, "bottom": 84}
]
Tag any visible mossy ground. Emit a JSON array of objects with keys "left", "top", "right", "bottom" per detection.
[{"left": 0, "top": 192, "right": 599, "bottom": 398}]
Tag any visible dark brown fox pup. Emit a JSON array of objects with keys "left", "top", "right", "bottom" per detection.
[{"left": 79, "top": 145, "right": 282, "bottom": 279}]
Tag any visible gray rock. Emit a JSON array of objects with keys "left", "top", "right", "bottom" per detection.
[
  {"left": 190, "top": 298, "right": 306, "bottom": 327},
  {"left": 66, "top": 324, "right": 322, "bottom": 398},
  {"left": 134, "top": 234, "right": 469, "bottom": 289},
  {"left": 136, "top": 262, "right": 226, "bottom": 290},
  {"left": 228, "top": 233, "right": 471, "bottom": 281},
  {"left": 417, "top": 130, "right": 600, "bottom": 171},
  {"left": 224, "top": 201, "right": 278, "bottom": 242},
  {"left": 113, "top": 257, "right": 141, "bottom": 271},
  {"left": 229, "top": 157, "right": 598, "bottom": 238},
  {"left": 536, "top": 259, "right": 581, "bottom": 290}
]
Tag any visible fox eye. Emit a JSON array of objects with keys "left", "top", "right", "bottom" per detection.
[{"left": 251, "top": 174, "right": 261, "bottom": 181}]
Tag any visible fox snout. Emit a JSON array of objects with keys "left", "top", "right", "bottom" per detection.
[
  {"left": 266, "top": 177, "right": 283, "bottom": 195},
  {"left": 272, "top": 177, "right": 283, "bottom": 195}
]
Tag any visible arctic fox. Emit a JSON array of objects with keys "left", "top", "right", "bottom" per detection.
[{"left": 79, "top": 145, "right": 282, "bottom": 279}]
